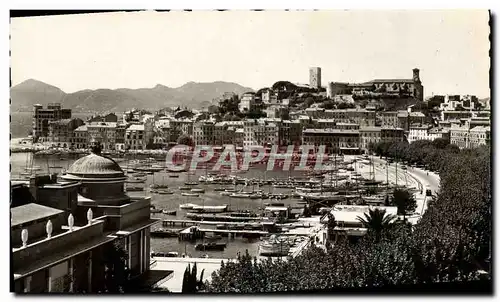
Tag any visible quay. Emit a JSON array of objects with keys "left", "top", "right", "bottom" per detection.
[
  {"left": 162, "top": 219, "right": 267, "bottom": 227},
  {"left": 185, "top": 213, "right": 262, "bottom": 222},
  {"left": 177, "top": 226, "right": 269, "bottom": 240}
]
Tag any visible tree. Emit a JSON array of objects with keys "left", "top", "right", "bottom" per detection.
[
  {"left": 326, "top": 213, "right": 337, "bottom": 243},
  {"left": 182, "top": 263, "right": 205, "bottom": 293},
  {"left": 102, "top": 241, "right": 130, "bottom": 293},
  {"left": 391, "top": 189, "right": 417, "bottom": 218},
  {"left": 432, "top": 138, "right": 450, "bottom": 149},
  {"left": 337, "top": 102, "right": 355, "bottom": 109},
  {"left": 177, "top": 134, "right": 194, "bottom": 146},
  {"left": 357, "top": 208, "right": 396, "bottom": 242}
]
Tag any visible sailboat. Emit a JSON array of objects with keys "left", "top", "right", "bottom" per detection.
[
  {"left": 150, "top": 175, "right": 169, "bottom": 189},
  {"left": 184, "top": 170, "right": 199, "bottom": 186}
]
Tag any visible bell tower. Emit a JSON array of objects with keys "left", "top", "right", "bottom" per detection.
[{"left": 412, "top": 68, "right": 421, "bottom": 83}]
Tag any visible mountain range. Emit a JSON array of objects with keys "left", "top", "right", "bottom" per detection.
[{"left": 10, "top": 79, "right": 254, "bottom": 113}]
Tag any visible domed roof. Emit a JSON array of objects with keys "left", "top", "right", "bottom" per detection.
[{"left": 65, "top": 153, "right": 124, "bottom": 177}]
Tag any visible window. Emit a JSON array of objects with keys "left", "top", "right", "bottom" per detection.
[{"left": 49, "top": 261, "right": 69, "bottom": 292}]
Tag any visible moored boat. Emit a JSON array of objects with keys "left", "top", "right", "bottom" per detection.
[
  {"left": 151, "top": 229, "right": 179, "bottom": 238},
  {"left": 157, "top": 189, "right": 174, "bottom": 195},
  {"left": 179, "top": 203, "right": 198, "bottom": 210},
  {"left": 191, "top": 188, "right": 205, "bottom": 193},
  {"left": 190, "top": 205, "right": 228, "bottom": 213},
  {"left": 259, "top": 235, "right": 290, "bottom": 256},
  {"left": 229, "top": 192, "right": 251, "bottom": 198},
  {"left": 126, "top": 186, "right": 144, "bottom": 192},
  {"left": 181, "top": 192, "right": 199, "bottom": 197},
  {"left": 195, "top": 242, "right": 227, "bottom": 251},
  {"left": 162, "top": 210, "right": 177, "bottom": 215}
]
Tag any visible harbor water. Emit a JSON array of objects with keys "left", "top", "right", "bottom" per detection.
[{"left": 10, "top": 152, "right": 311, "bottom": 258}]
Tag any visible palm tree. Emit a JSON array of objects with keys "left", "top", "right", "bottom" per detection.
[{"left": 356, "top": 208, "right": 396, "bottom": 242}]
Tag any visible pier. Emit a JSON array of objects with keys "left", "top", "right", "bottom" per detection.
[
  {"left": 177, "top": 225, "right": 269, "bottom": 241},
  {"left": 162, "top": 219, "right": 268, "bottom": 227}
]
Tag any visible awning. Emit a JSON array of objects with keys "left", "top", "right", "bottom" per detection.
[{"left": 127, "top": 269, "right": 174, "bottom": 292}]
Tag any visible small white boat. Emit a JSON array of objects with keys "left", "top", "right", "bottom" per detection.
[
  {"left": 181, "top": 192, "right": 199, "bottom": 197},
  {"left": 179, "top": 186, "right": 191, "bottom": 191},
  {"left": 179, "top": 203, "right": 198, "bottom": 210},
  {"left": 191, "top": 188, "right": 205, "bottom": 193},
  {"left": 190, "top": 205, "right": 228, "bottom": 213},
  {"left": 229, "top": 193, "right": 251, "bottom": 198},
  {"left": 24, "top": 166, "right": 41, "bottom": 171},
  {"left": 157, "top": 189, "right": 175, "bottom": 195}
]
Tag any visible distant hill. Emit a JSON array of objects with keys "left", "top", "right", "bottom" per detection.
[
  {"left": 10, "top": 79, "right": 65, "bottom": 111},
  {"left": 10, "top": 79, "right": 253, "bottom": 113}
]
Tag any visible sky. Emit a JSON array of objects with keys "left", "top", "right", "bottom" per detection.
[{"left": 10, "top": 10, "right": 491, "bottom": 97}]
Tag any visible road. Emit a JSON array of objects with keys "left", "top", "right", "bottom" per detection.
[{"left": 354, "top": 156, "right": 441, "bottom": 224}]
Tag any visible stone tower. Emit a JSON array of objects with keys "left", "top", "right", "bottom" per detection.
[{"left": 413, "top": 68, "right": 421, "bottom": 83}]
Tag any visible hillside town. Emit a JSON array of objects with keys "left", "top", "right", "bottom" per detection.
[
  {"left": 10, "top": 65, "right": 491, "bottom": 294},
  {"left": 10, "top": 10, "right": 491, "bottom": 295},
  {"left": 16, "top": 67, "right": 490, "bottom": 154}
]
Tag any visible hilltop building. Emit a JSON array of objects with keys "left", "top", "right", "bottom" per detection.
[
  {"left": 309, "top": 67, "right": 322, "bottom": 89},
  {"left": 326, "top": 68, "right": 424, "bottom": 101}
]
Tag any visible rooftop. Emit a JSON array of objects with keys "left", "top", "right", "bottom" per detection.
[
  {"left": 410, "top": 124, "right": 433, "bottom": 130},
  {"left": 127, "top": 124, "right": 145, "bottom": 131},
  {"left": 329, "top": 205, "right": 398, "bottom": 224},
  {"left": 469, "top": 126, "right": 490, "bottom": 132},
  {"left": 87, "top": 122, "right": 117, "bottom": 128},
  {"left": 366, "top": 79, "right": 415, "bottom": 84},
  {"left": 64, "top": 152, "right": 124, "bottom": 176},
  {"left": 74, "top": 125, "right": 88, "bottom": 132},
  {"left": 11, "top": 203, "right": 64, "bottom": 228},
  {"left": 303, "top": 128, "right": 360, "bottom": 134},
  {"left": 409, "top": 112, "right": 426, "bottom": 117}
]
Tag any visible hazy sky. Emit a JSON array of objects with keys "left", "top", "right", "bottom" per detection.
[{"left": 11, "top": 10, "right": 490, "bottom": 97}]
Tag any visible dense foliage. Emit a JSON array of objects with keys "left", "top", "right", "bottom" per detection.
[
  {"left": 391, "top": 189, "right": 417, "bottom": 216},
  {"left": 102, "top": 241, "right": 130, "bottom": 293},
  {"left": 206, "top": 141, "right": 491, "bottom": 292},
  {"left": 182, "top": 263, "right": 205, "bottom": 293}
]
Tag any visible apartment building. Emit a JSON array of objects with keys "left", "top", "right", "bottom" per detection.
[
  {"left": 469, "top": 126, "right": 490, "bottom": 148},
  {"left": 239, "top": 92, "right": 256, "bottom": 112},
  {"left": 48, "top": 118, "right": 85, "bottom": 148},
  {"left": 441, "top": 111, "right": 473, "bottom": 121},
  {"left": 72, "top": 125, "right": 88, "bottom": 149},
  {"left": 214, "top": 121, "right": 243, "bottom": 146},
  {"left": 380, "top": 128, "right": 405, "bottom": 144},
  {"left": 302, "top": 128, "right": 360, "bottom": 154},
  {"left": 439, "top": 94, "right": 479, "bottom": 111},
  {"left": 359, "top": 127, "right": 382, "bottom": 152},
  {"left": 408, "top": 124, "right": 449, "bottom": 143},
  {"left": 125, "top": 124, "right": 146, "bottom": 150},
  {"left": 193, "top": 121, "right": 215, "bottom": 145},
  {"left": 280, "top": 120, "right": 302, "bottom": 146},
  {"left": 168, "top": 119, "right": 193, "bottom": 143},
  {"left": 32, "top": 103, "right": 72, "bottom": 142},
  {"left": 449, "top": 125, "right": 470, "bottom": 149},
  {"left": 86, "top": 122, "right": 119, "bottom": 151}
]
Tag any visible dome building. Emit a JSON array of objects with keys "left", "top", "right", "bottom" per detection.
[
  {"left": 61, "top": 142, "right": 156, "bottom": 279},
  {"left": 61, "top": 143, "right": 130, "bottom": 205}
]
